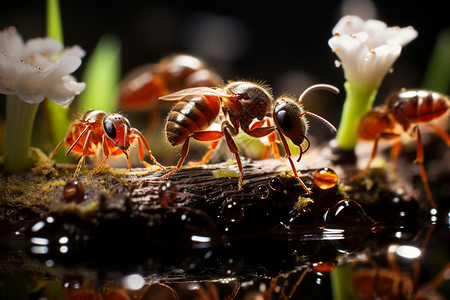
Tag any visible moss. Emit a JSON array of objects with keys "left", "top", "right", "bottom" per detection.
[
  {"left": 212, "top": 168, "right": 240, "bottom": 179},
  {"left": 295, "top": 196, "right": 314, "bottom": 209}
]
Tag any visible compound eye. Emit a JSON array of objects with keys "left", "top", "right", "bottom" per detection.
[
  {"left": 103, "top": 117, "right": 117, "bottom": 139},
  {"left": 275, "top": 109, "right": 293, "bottom": 132}
]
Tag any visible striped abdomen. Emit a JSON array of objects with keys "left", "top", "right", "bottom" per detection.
[
  {"left": 166, "top": 95, "right": 221, "bottom": 146},
  {"left": 388, "top": 90, "right": 449, "bottom": 124}
]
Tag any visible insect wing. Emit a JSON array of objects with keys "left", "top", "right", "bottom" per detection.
[{"left": 159, "top": 87, "right": 230, "bottom": 101}]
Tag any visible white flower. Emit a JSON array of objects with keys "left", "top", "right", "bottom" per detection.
[
  {"left": 328, "top": 15, "right": 417, "bottom": 89},
  {"left": 0, "top": 26, "right": 86, "bottom": 105}
]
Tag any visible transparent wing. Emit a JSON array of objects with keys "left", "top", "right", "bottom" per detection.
[{"left": 159, "top": 87, "right": 230, "bottom": 101}]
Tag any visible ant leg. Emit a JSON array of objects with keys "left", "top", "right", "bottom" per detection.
[
  {"left": 131, "top": 128, "right": 165, "bottom": 170},
  {"left": 188, "top": 140, "right": 221, "bottom": 166},
  {"left": 431, "top": 123, "right": 450, "bottom": 146},
  {"left": 247, "top": 120, "right": 283, "bottom": 160},
  {"left": 74, "top": 130, "right": 93, "bottom": 177},
  {"left": 351, "top": 132, "right": 400, "bottom": 181},
  {"left": 425, "top": 262, "right": 450, "bottom": 294},
  {"left": 223, "top": 124, "right": 244, "bottom": 190},
  {"left": 163, "top": 131, "right": 224, "bottom": 179},
  {"left": 92, "top": 135, "right": 110, "bottom": 174},
  {"left": 32, "top": 138, "right": 68, "bottom": 173},
  {"left": 162, "top": 137, "right": 191, "bottom": 179},
  {"left": 411, "top": 225, "right": 435, "bottom": 296},
  {"left": 277, "top": 129, "right": 311, "bottom": 194},
  {"left": 283, "top": 266, "right": 310, "bottom": 299},
  {"left": 413, "top": 126, "right": 436, "bottom": 208},
  {"left": 390, "top": 139, "right": 402, "bottom": 169}
]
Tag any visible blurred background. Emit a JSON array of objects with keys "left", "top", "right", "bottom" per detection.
[{"left": 1, "top": 0, "right": 449, "bottom": 163}]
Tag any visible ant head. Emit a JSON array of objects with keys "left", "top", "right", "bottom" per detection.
[
  {"left": 274, "top": 97, "right": 308, "bottom": 147},
  {"left": 103, "top": 114, "right": 132, "bottom": 150}
]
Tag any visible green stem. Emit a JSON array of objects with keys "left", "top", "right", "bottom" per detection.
[
  {"left": 331, "top": 264, "right": 357, "bottom": 300},
  {"left": 335, "top": 82, "right": 378, "bottom": 150},
  {"left": 4, "top": 95, "right": 39, "bottom": 173},
  {"left": 45, "top": 0, "right": 71, "bottom": 162},
  {"left": 422, "top": 28, "right": 450, "bottom": 93}
]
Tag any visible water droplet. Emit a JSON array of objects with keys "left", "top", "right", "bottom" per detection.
[
  {"left": 324, "top": 200, "right": 371, "bottom": 230},
  {"left": 269, "top": 176, "right": 283, "bottom": 191},
  {"left": 158, "top": 181, "right": 178, "bottom": 206},
  {"left": 313, "top": 168, "right": 338, "bottom": 190},
  {"left": 221, "top": 199, "right": 245, "bottom": 223},
  {"left": 256, "top": 185, "right": 270, "bottom": 199},
  {"left": 62, "top": 180, "right": 85, "bottom": 203}
]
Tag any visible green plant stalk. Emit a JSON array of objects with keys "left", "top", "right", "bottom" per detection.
[
  {"left": 331, "top": 264, "right": 357, "bottom": 300},
  {"left": 422, "top": 28, "right": 450, "bottom": 93},
  {"left": 335, "top": 81, "right": 378, "bottom": 150},
  {"left": 4, "top": 95, "right": 39, "bottom": 173},
  {"left": 46, "top": 0, "right": 63, "bottom": 43},
  {"left": 77, "top": 34, "right": 121, "bottom": 113},
  {"left": 45, "top": 0, "right": 71, "bottom": 162}
]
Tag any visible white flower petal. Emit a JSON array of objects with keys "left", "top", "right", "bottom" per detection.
[
  {"left": 0, "top": 27, "right": 85, "bottom": 105},
  {"left": 332, "top": 15, "right": 365, "bottom": 35},
  {"left": 329, "top": 15, "right": 417, "bottom": 89},
  {"left": 0, "top": 27, "right": 25, "bottom": 57},
  {"left": 23, "top": 37, "right": 62, "bottom": 60}
]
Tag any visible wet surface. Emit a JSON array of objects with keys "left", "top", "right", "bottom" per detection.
[{"left": 0, "top": 157, "right": 449, "bottom": 299}]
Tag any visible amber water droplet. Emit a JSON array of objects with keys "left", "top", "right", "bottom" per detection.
[
  {"left": 158, "top": 181, "right": 178, "bottom": 206},
  {"left": 256, "top": 185, "right": 270, "bottom": 199},
  {"left": 312, "top": 261, "right": 336, "bottom": 274},
  {"left": 269, "top": 176, "right": 283, "bottom": 191},
  {"left": 221, "top": 199, "right": 245, "bottom": 223},
  {"left": 313, "top": 168, "right": 338, "bottom": 190},
  {"left": 62, "top": 180, "right": 85, "bottom": 203}
]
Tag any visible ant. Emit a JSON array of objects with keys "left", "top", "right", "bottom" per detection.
[
  {"left": 159, "top": 81, "right": 338, "bottom": 192},
  {"left": 32, "top": 109, "right": 165, "bottom": 176},
  {"left": 352, "top": 225, "right": 450, "bottom": 299},
  {"left": 352, "top": 89, "right": 450, "bottom": 208},
  {"left": 118, "top": 53, "right": 222, "bottom": 133}
]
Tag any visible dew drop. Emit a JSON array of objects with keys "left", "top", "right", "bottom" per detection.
[
  {"left": 62, "top": 180, "right": 85, "bottom": 203},
  {"left": 312, "top": 261, "right": 336, "bottom": 274},
  {"left": 313, "top": 168, "right": 338, "bottom": 190},
  {"left": 158, "top": 181, "right": 178, "bottom": 207},
  {"left": 269, "top": 176, "right": 283, "bottom": 191},
  {"left": 221, "top": 199, "right": 245, "bottom": 223},
  {"left": 324, "top": 200, "right": 372, "bottom": 230},
  {"left": 255, "top": 185, "right": 270, "bottom": 199}
]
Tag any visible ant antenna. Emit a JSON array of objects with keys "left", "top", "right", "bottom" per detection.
[
  {"left": 302, "top": 111, "right": 337, "bottom": 135},
  {"left": 298, "top": 84, "right": 339, "bottom": 104},
  {"left": 297, "top": 84, "right": 339, "bottom": 135}
]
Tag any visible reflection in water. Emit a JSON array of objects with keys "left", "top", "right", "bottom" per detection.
[{"left": 1, "top": 170, "right": 449, "bottom": 299}]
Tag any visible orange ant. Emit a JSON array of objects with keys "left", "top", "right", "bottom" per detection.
[
  {"left": 32, "top": 109, "right": 165, "bottom": 176},
  {"left": 352, "top": 225, "right": 450, "bottom": 299},
  {"left": 352, "top": 89, "right": 450, "bottom": 208}
]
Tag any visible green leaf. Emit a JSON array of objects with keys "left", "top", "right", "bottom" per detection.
[{"left": 77, "top": 34, "right": 121, "bottom": 113}]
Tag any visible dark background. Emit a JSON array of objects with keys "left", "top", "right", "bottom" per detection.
[{"left": 1, "top": 0, "right": 449, "bottom": 145}]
